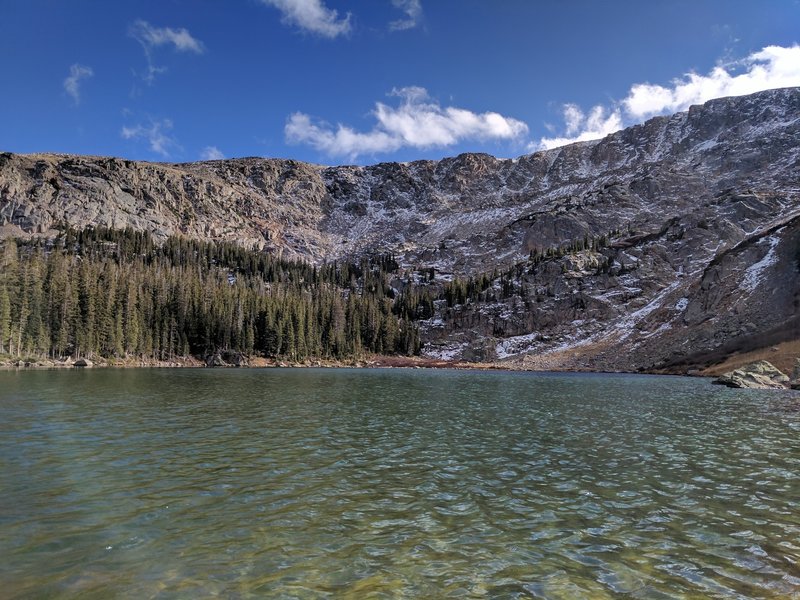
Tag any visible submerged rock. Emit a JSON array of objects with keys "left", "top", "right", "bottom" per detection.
[{"left": 713, "top": 360, "right": 789, "bottom": 389}]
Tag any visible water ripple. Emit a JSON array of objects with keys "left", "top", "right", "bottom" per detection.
[{"left": 1, "top": 368, "right": 799, "bottom": 598}]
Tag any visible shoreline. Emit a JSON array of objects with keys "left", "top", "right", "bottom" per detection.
[
  {"left": 6, "top": 337, "right": 797, "bottom": 381},
  {"left": 0, "top": 353, "right": 702, "bottom": 378},
  {"left": 0, "top": 354, "right": 514, "bottom": 372},
  {"left": 7, "top": 357, "right": 800, "bottom": 393}
]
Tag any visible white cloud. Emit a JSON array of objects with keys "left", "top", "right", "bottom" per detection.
[
  {"left": 536, "top": 105, "right": 623, "bottom": 151},
  {"left": 200, "top": 146, "right": 225, "bottom": 160},
  {"left": 538, "top": 44, "right": 800, "bottom": 150},
  {"left": 63, "top": 63, "right": 93, "bottom": 105},
  {"left": 129, "top": 20, "right": 205, "bottom": 53},
  {"left": 121, "top": 119, "right": 180, "bottom": 157},
  {"left": 390, "top": 0, "right": 422, "bottom": 31},
  {"left": 259, "top": 0, "right": 351, "bottom": 38},
  {"left": 286, "top": 86, "right": 528, "bottom": 159},
  {"left": 623, "top": 45, "right": 800, "bottom": 119},
  {"left": 129, "top": 19, "right": 205, "bottom": 84}
]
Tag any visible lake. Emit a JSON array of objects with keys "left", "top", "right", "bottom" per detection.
[{"left": 1, "top": 368, "right": 799, "bottom": 598}]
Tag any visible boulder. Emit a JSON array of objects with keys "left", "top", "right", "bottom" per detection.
[
  {"left": 74, "top": 358, "right": 93, "bottom": 368},
  {"left": 713, "top": 360, "right": 789, "bottom": 389},
  {"left": 206, "top": 353, "right": 228, "bottom": 367},
  {"left": 790, "top": 358, "right": 800, "bottom": 390},
  {"left": 223, "top": 351, "right": 248, "bottom": 367},
  {"left": 206, "top": 351, "right": 248, "bottom": 367}
]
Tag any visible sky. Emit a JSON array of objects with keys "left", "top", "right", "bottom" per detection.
[{"left": 1, "top": 0, "right": 799, "bottom": 165}]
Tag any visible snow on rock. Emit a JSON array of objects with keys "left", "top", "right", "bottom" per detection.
[
  {"left": 495, "top": 332, "right": 539, "bottom": 359},
  {"left": 423, "top": 342, "right": 468, "bottom": 361},
  {"left": 741, "top": 235, "right": 781, "bottom": 293},
  {"left": 612, "top": 277, "right": 691, "bottom": 341}
]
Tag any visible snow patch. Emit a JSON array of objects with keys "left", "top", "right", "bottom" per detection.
[
  {"left": 612, "top": 276, "right": 692, "bottom": 341},
  {"left": 495, "top": 332, "right": 539, "bottom": 359},
  {"left": 424, "top": 342, "right": 467, "bottom": 361},
  {"left": 693, "top": 138, "right": 719, "bottom": 152},
  {"left": 495, "top": 323, "right": 599, "bottom": 359},
  {"left": 741, "top": 235, "right": 780, "bottom": 293}
]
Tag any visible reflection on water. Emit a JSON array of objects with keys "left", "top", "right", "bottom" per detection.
[{"left": 1, "top": 368, "right": 799, "bottom": 598}]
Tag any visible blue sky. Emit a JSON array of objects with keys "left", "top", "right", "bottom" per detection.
[{"left": 1, "top": 0, "right": 798, "bottom": 165}]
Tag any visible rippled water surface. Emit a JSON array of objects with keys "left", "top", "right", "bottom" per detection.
[{"left": 1, "top": 369, "right": 800, "bottom": 598}]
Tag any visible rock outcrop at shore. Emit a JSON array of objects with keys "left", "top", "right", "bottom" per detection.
[
  {"left": 790, "top": 359, "right": 800, "bottom": 390},
  {"left": 713, "top": 361, "right": 790, "bottom": 389},
  {"left": 205, "top": 351, "right": 249, "bottom": 368},
  {"left": 2, "top": 88, "right": 800, "bottom": 373}
]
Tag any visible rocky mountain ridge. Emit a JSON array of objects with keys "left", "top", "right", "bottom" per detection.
[{"left": 2, "top": 87, "right": 799, "bottom": 371}]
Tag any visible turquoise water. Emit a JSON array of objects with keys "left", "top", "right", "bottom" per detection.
[{"left": 1, "top": 368, "right": 799, "bottom": 598}]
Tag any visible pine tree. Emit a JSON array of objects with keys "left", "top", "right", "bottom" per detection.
[{"left": 0, "top": 284, "right": 10, "bottom": 354}]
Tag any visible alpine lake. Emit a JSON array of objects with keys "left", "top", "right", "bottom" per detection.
[{"left": 1, "top": 368, "right": 799, "bottom": 598}]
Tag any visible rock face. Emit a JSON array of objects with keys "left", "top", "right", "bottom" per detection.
[
  {"left": 206, "top": 351, "right": 248, "bottom": 368},
  {"left": 206, "top": 353, "right": 228, "bottom": 368},
  {"left": 73, "top": 358, "right": 93, "bottom": 368},
  {"left": 714, "top": 361, "right": 790, "bottom": 389},
  {"left": 2, "top": 88, "right": 800, "bottom": 372}
]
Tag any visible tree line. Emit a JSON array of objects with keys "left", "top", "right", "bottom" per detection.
[
  {"left": 0, "top": 225, "right": 627, "bottom": 362},
  {"left": 0, "top": 227, "right": 422, "bottom": 362}
]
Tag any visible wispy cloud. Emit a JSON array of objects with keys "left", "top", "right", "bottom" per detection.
[
  {"left": 63, "top": 63, "right": 93, "bottom": 105},
  {"left": 200, "top": 146, "right": 225, "bottom": 160},
  {"left": 389, "top": 0, "right": 422, "bottom": 31},
  {"left": 286, "top": 86, "right": 528, "bottom": 159},
  {"left": 259, "top": 0, "right": 351, "bottom": 38},
  {"left": 538, "top": 44, "right": 800, "bottom": 150},
  {"left": 129, "top": 19, "right": 205, "bottom": 84},
  {"left": 129, "top": 20, "right": 205, "bottom": 53},
  {"left": 536, "top": 104, "right": 623, "bottom": 150},
  {"left": 121, "top": 118, "right": 180, "bottom": 157}
]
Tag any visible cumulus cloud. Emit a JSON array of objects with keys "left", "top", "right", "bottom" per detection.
[
  {"left": 63, "top": 63, "right": 93, "bottom": 105},
  {"left": 623, "top": 45, "right": 800, "bottom": 119},
  {"left": 200, "top": 146, "right": 225, "bottom": 160},
  {"left": 259, "top": 0, "right": 351, "bottom": 38},
  {"left": 538, "top": 44, "right": 800, "bottom": 150},
  {"left": 390, "top": 0, "right": 422, "bottom": 31},
  {"left": 286, "top": 86, "right": 528, "bottom": 159},
  {"left": 121, "top": 119, "right": 180, "bottom": 157},
  {"left": 129, "top": 19, "right": 205, "bottom": 84}
]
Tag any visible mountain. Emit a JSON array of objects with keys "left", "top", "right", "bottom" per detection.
[{"left": 2, "top": 87, "right": 799, "bottom": 372}]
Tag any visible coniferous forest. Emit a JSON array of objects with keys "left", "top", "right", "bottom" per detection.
[
  {"left": 0, "top": 225, "right": 625, "bottom": 364},
  {"left": 0, "top": 227, "right": 429, "bottom": 363}
]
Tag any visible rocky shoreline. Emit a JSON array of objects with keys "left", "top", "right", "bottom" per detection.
[
  {"left": 712, "top": 359, "right": 800, "bottom": 390},
  {"left": 0, "top": 354, "right": 501, "bottom": 372},
  {"left": 4, "top": 354, "right": 800, "bottom": 391}
]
